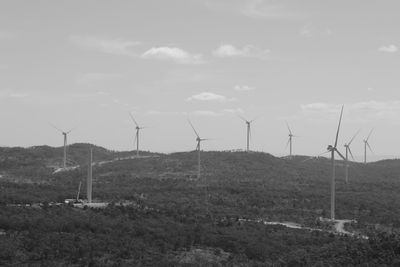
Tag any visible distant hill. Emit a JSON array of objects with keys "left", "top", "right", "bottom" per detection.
[
  {"left": 1, "top": 148, "right": 400, "bottom": 228},
  {"left": 0, "top": 143, "right": 160, "bottom": 182}
]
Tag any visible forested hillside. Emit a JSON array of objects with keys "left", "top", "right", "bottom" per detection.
[{"left": 1, "top": 146, "right": 400, "bottom": 265}]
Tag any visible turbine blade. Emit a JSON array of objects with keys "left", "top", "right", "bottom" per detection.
[
  {"left": 335, "top": 148, "right": 346, "bottom": 161},
  {"left": 66, "top": 126, "right": 77, "bottom": 134},
  {"left": 129, "top": 112, "right": 139, "bottom": 127},
  {"left": 348, "top": 147, "right": 355, "bottom": 161},
  {"left": 285, "top": 138, "right": 290, "bottom": 151},
  {"left": 366, "top": 128, "right": 374, "bottom": 142},
  {"left": 348, "top": 129, "right": 360, "bottom": 146},
  {"left": 49, "top": 123, "right": 63, "bottom": 133},
  {"left": 317, "top": 150, "right": 330, "bottom": 157},
  {"left": 250, "top": 114, "right": 262, "bottom": 122},
  {"left": 366, "top": 141, "right": 374, "bottom": 154},
  {"left": 334, "top": 105, "right": 344, "bottom": 148},
  {"left": 236, "top": 114, "right": 247, "bottom": 122},
  {"left": 188, "top": 119, "right": 200, "bottom": 138},
  {"left": 285, "top": 121, "right": 292, "bottom": 135}
]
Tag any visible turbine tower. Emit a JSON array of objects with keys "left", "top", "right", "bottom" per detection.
[
  {"left": 188, "top": 120, "right": 208, "bottom": 179},
  {"left": 238, "top": 115, "right": 255, "bottom": 152},
  {"left": 363, "top": 129, "right": 374, "bottom": 164},
  {"left": 285, "top": 121, "right": 296, "bottom": 159},
  {"left": 50, "top": 123, "right": 73, "bottom": 169},
  {"left": 129, "top": 113, "right": 144, "bottom": 157},
  {"left": 188, "top": 119, "right": 210, "bottom": 216},
  {"left": 344, "top": 130, "right": 359, "bottom": 183},
  {"left": 326, "top": 105, "right": 346, "bottom": 220},
  {"left": 87, "top": 147, "right": 93, "bottom": 203}
]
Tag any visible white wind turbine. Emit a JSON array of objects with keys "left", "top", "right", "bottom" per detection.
[
  {"left": 129, "top": 113, "right": 145, "bottom": 157},
  {"left": 188, "top": 119, "right": 208, "bottom": 179},
  {"left": 238, "top": 115, "right": 257, "bottom": 152},
  {"left": 188, "top": 119, "right": 211, "bottom": 215},
  {"left": 325, "top": 105, "right": 346, "bottom": 220},
  {"left": 50, "top": 123, "right": 74, "bottom": 169},
  {"left": 344, "top": 130, "right": 360, "bottom": 183},
  {"left": 363, "top": 129, "right": 374, "bottom": 164},
  {"left": 285, "top": 121, "right": 297, "bottom": 159}
]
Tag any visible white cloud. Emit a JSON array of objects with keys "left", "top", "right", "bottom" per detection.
[
  {"left": 301, "top": 101, "right": 400, "bottom": 121},
  {"left": 378, "top": 45, "right": 398, "bottom": 53},
  {"left": 234, "top": 85, "right": 255, "bottom": 91},
  {"left": 192, "top": 110, "right": 223, "bottom": 116},
  {"left": 186, "top": 92, "right": 234, "bottom": 102},
  {"left": 299, "top": 24, "right": 333, "bottom": 37},
  {"left": 141, "top": 47, "right": 204, "bottom": 64},
  {"left": 213, "top": 44, "right": 270, "bottom": 59},
  {"left": 240, "top": 0, "right": 299, "bottom": 20},
  {"left": 0, "top": 90, "right": 29, "bottom": 99},
  {"left": 301, "top": 102, "right": 340, "bottom": 113},
  {"left": 9, "top": 93, "right": 29, "bottom": 98},
  {"left": 70, "top": 35, "right": 140, "bottom": 56},
  {"left": 223, "top": 108, "right": 244, "bottom": 114},
  {"left": 147, "top": 110, "right": 181, "bottom": 116},
  {"left": 76, "top": 72, "right": 122, "bottom": 85}
]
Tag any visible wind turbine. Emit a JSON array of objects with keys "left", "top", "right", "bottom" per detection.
[
  {"left": 326, "top": 105, "right": 346, "bottom": 220},
  {"left": 363, "top": 129, "right": 374, "bottom": 164},
  {"left": 238, "top": 115, "right": 256, "bottom": 152},
  {"left": 344, "top": 130, "right": 360, "bottom": 183},
  {"left": 50, "top": 123, "right": 74, "bottom": 169},
  {"left": 129, "top": 113, "right": 144, "bottom": 157},
  {"left": 188, "top": 119, "right": 211, "bottom": 216},
  {"left": 285, "top": 121, "right": 296, "bottom": 159},
  {"left": 188, "top": 120, "right": 208, "bottom": 179}
]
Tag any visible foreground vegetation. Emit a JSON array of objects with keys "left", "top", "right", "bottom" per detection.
[{"left": 1, "top": 144, "right": 400, "bottom": 265}]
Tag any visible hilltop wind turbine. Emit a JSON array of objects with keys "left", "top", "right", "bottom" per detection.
[
  {"left": 285, "top": 121, "right": 297, "bottom": 159},
  {"left": 50, "top": 123, "right": 74, "bottom": 169},
  {"left": 188, "top": 120, "right": 208, "bottom": 179},
  {"left": 344, "top": 130, "right": 360, "bottom": 183},
  {"left": 363, "top": 129, "right": 374, "bottom": 164},
  {"left": 129, "top": 113, "right": 144, "bottom": 157},
  {"left": 326, "top": 105, "right": 346, "bottom": 220},
  {"left": 238, "top": 115, "right": 256, "bottom": 152},
  {"left": 188, "top": 119, "right": 211, "bottom": 216}
]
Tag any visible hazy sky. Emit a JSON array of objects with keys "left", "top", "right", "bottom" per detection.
[{"left": 1, "top": 0, "right": 399, "bottom": 159}]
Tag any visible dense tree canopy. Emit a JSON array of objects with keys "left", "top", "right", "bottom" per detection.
[{"left": 1, "top": 146, "right": 400, "bottom": 265}]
